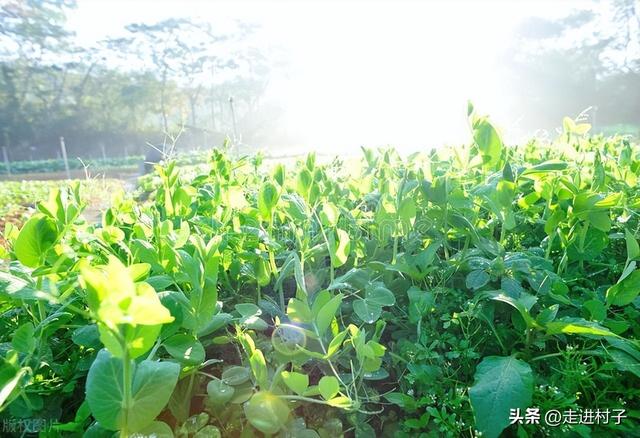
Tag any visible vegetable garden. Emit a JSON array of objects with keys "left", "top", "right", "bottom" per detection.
[{"left": 1, "top": 106, "right": 639, "bottom": 437}]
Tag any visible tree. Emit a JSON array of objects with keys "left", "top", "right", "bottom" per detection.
[
  {"left": 501, "top": 0, "right": 640, "bottom": 134},
  {"left": 0, "top": 0, "right": 77, "bottom": 151}
]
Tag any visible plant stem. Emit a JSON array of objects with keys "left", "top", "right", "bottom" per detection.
[
  {"left": 314, "top": 210, "right": 335, "bottom": 283},
  {"left": 531, "top": 352, "right": 564, "bottom": 362},
  {"left": 279, "top": 395, "right": 334, "bottom": 406},
  {"left": 499, "top": 220, "right": 507, "bottom": 247},
  {"left": 121, "top": 338, "right": 132, "bottom": 438}
]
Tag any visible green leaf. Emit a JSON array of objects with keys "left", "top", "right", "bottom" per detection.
[
  {"left": 329, "top": 268, "right": 371, "bottom": 291},
  {"left": 198, "top": 313, "right": 233, "bottom": 337},
  {"left": 466, "top": 270, "right": 490, "bottom": 290},
  {"left": 608, "top": 349, "right": 640, "bottom": 378},
  {"left": 353, "top": 299, "right": 381, "bottom": 324},
  {"left": 250, "top": 350, "right": 268, "bottom": 388},
  {"left": 136, "top": 421, "right": 174, "bottom": 438},
  {"left": 128, "top": 283, "right": 176, "bottom": 326},
  {"left": 384, "top": 392, "right": 416, "bottom": 409},
  {"left": 0, "top": 272, "right": 54, "bottom": 302},
  {"left": 407, "top": 287, "right": 434, "bottom": 324},
  {"left": 471, "top": 115, "right": 503, "bottom": 169},
  {"left": 258, "top": 181, "right": 280, "bottom": 222},
  {"left": 194, "top": 425, "right": 221, "bottom": 437},
  {"left": 163, "top": 334, "right": 205, "bottom": 365},
  {"left": 243, "top": 391, "right": 290, "bottom": 435},
  {"left": 127, "top": 263, "right": 151, "bottom": 282},
  {"left": 496, "top": 180, "right": 515, "bottom": 208},
  {"left": 272, "top": 163, "right": 286, "bottom": 187},
  {"left": 286, "top": 298, "right": 313, "bottom": 324},
  {"left": 0, "top": 355, "right": 25, "bottom": 409},
  {"left": 606, "top": 338, "right": 640, "bottom": 378},
  {"left": 235, "top": 303, "right": 261, "bottom": 318},
  {"left": 469, "top": 356, "right": 533, "bottom": 438},
  {"left": 314, "top": 293, "right": 343, "bottom": 336},
  {"left": 626, "top": 230, "right": 640, "bottom": 260},
  {"left": 281, "top": 371, "right": 309, "bottom": 396},
  {"left": 318, "top": 376, "right": 339, "bottom": 400},
  {"left": 293, "top": 252, "right": 308, "bottom": 297},
  {"left": 14, "top": 215, "right": 58, "bottom": 267},
  {"left": 320, "top": 202, "right": 340, "bottom": 227},
  {"left": 589, "top": 211, "right": 611, "bottom": 232},
  {"left": 544, "top": 207, "right": 565, "bottom": 235},
  {"left": 398, "top": 197, "right": 417, "bottom": 230},
  {"left": 99, "top": 322, "right": 161, "bottom": 360},
  {"left": 583, "top": 300, "right": 606, "bottom": 322},
  {"left": 485, "top": 291, "right": 538, "bottom": 329},
  {"left": 365, "top": 283, "right": 395, "bottom": 306},
  {"left": 12, "top": 323, "right": 35, "bottom": 354},
  {"left": 97, "top": 225, "right": 125, "bottom": 244},
  {"left": 221, "top": 366, "right": 251, "bottom": 386},
  {"left": 325, "top": 329, "right": 348, "bottom": 359},
  {"left": 282, "top": 194, "right": 309, "bottom": 222},
  {"left": 536, "top": 304, "right": 559, "bottom": 325},
  {"left": 619, "top": 260, "right": 636, "bottom": 282},
  {"left": 72, "top": 324, "right": 101, "bottom": 348},
  {"left": 207, "top": 379, "right": 235, "bottom": 405},
  {"left": 545, "top": 317, "right": 616, "bottom": 338},
  {"left": 520, "top": 160, "right": 567, "bottom": 177},
  {"left": 330, "top": 229, "right": 351, "bottom": 268},
  {"left": 325, "top": 396, "right": 353, "bottom": 409},
  {"left": 606, "top": 270, "right": 640, "bottom": 306},
  {"left": 297, "top": 169, "right": 313, "bottom": 197},
  {"left": 563, "top": 116, "right": 575, "bottom": 133},
  {"left": 467, "top": 100, "right": 475, "bottom": 116},
  {"left": 566, "top": 228, "right": 608, "bottom": 262},
  {"left": 85, "top": 349, "right": 180, "bottom": 433},
  {"left": 353, "top": 283, "right": 396, "bottom": 323},
  {"left": 81, "top": 257, "right": 173, "bottom": 328}
]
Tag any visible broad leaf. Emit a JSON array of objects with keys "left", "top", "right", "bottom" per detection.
[
  {"left": 85, "top": 349, "right": 180, "bottom": 433},
  {"left": 14, "top": 215, "right": 58, "bottom": 267},
  {"left": 466, "top": 270, "right": 490, "bottom": 290},
  {"left": 606, "top": 270, "right": 640, "bottom": 306},
  {"left": 314, "top": 293, "right": 343, "bottom": 335},
  {"left": 243, "top": 391, "right": 290, "bottom": 435},
  {"left": 545, "top": 317, "right": 617, "bottom": 338},
  {"left": 281, "top": 371, "right": 309, "bottom": 396},
  {"left": 318, "top": 376, "right": 339, "bottom": 400},
  {"left": 163, "top": 334, "right": 205, "bottom": 364},
  {"left": 207, "top": 379, "right": 235, "bottom": 405},
  {"left": 469, "top": 356, "right": 533, "bottom": 438}
]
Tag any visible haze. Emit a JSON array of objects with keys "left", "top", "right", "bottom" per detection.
[
  {"left": 67, "top": 0, "right": 593, "bottom": 150},
  {"left": 2, "top": 0, "right": 637, "bottom": 159}
]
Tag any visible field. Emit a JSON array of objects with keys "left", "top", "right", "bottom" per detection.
[
  {"left": 0, "top": 151, "right": 215, "bottom": 177},
  {"left": 0, "top": 110, "right": 639, "bottom": 437},
  {"left": 0, "top": 179, "right": 124, "bottom": 250}
]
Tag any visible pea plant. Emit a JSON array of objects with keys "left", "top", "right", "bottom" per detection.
[{"left": 1, "top": 105, "right": 639, "bottom": 437}]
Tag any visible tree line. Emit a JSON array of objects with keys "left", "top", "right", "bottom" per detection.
[{"left": 0, "top": 0, "right": 275, "bottom": 161}]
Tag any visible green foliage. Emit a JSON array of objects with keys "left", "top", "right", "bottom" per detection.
[
  {"left": 1, "top": 114, "right": 640, "bottom": 436},
  {"left": 469, "top": 356, "right": 533, "bottom": 438},
  {"left": 85, "top": 349, "right": 180, "bottom": 433}
]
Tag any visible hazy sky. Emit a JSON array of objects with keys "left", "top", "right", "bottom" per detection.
[{"left": 67, "top": 0, "right": 590, "bottom": 150}]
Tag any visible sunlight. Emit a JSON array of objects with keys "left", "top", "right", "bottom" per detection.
[{"left": 67, "top": 0, "right": 589, "bottom": 150}]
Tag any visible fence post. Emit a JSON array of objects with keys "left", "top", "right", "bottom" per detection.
[
  {"left": 59, "top": 136, "right": 71, "bottom": 179},
  {"left": 2, "top": 146, "right": 10, "bottom": 176},
  {"left": 100, "top": 142, "right": 107, "bottom": 160},
  {"left": 229, "top": 96, "right": 238, "bottom": 146}
]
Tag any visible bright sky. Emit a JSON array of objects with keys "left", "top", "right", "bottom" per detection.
[{"left": 67, "top": 0, "right": 590, "bottom": 151}]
